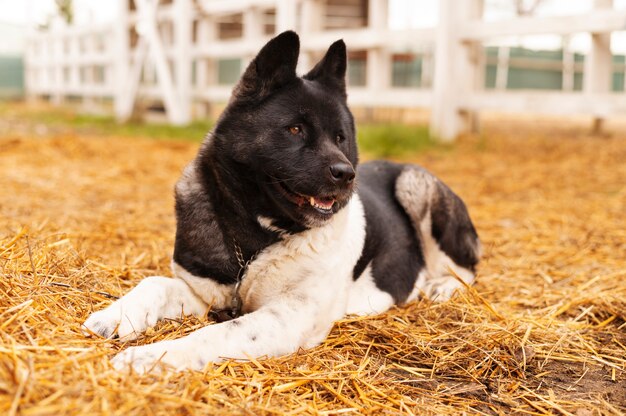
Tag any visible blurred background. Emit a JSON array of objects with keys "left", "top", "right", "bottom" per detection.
[{"left": 1, "top": 0, "right": 626, "bottom": 143}]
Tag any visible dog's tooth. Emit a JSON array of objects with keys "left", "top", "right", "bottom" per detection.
[{"left": 310, "top": 197, "right": 315, "bottom": 206}]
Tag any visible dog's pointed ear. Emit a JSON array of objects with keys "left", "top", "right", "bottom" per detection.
[
  {"left": 232, "top": 31, "right": 299, "bottom": 102},
  {"left": 304, "top": 39, "right": 347, "bottom": 96}
]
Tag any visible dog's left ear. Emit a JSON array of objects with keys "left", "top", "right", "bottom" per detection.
[
  {"left": 232, "top": 31, "right": 300, "bottom": 103},
  {"left": 304, "top": 39, "right": 347, "bottom": 97}
]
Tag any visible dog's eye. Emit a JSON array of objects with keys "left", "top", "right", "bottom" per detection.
[
  {"left": 288, "top": 126, "right": 302, "bottom": 135},
  {"left": 336, "top": 134, "right": 345, "bottom": 143}
]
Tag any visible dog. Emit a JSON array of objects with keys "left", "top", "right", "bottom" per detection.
[{"left": 83, "top": 31, "right": 480, "bottom": 373}]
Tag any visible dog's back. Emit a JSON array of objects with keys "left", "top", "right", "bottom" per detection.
[{"left": 348, "top": 161, "right": 481, "bottom": 313}]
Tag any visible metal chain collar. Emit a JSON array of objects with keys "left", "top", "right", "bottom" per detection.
[{"left": 209, "top": 241, "right": 258, "bottom": 323}]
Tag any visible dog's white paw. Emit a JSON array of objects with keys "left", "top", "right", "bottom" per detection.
[
  {"left": 112, "top": 340, "right": 201, "bottom": 373},
  {"left": 83, "top": 276, "right": 174, "bottom": 340},
  {"left": 83, "top": 303, "right": 155, "bottom": 341},
  {"left": 422, "top": 276, "right": 464, "bottom": 302}
]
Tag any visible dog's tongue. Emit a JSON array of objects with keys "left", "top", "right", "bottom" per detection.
[{"left": 309, "top": 196, "right": 335, "bottom": 210}]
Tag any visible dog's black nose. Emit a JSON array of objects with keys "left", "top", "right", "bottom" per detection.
[{"left": 329, "top": 163, "right": 355, "bottom": 185}]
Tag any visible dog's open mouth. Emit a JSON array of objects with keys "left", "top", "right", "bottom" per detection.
[{"left": 276, "top": 182, "right": 336, "bottom": 214}]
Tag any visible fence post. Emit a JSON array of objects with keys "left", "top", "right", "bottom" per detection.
[
  {"left": 431, "top": 0, "right": 483, "bottom": 142},
  {"left": 114, "top": 0, "right": 131, "bottom": 122},
  {"left": 585, "top": 0, "right": 613, "bottom": 134},
  {"left": 562, "top": 36, "right": 575, "bottom": 91},
  {"left": 495, "top": 46, "right": 510, "bottom": 90},
  {"left": 366, "top": 0, "right": 391, "bottom": 102},
  {"left": 276, "top": 0, "right": 298, "bottom": 33},
  {"left": 300, "top": 0, "right": 324, "bottom": 71},
  {"left": 51, "top": 32, "right": 63, "bottom": 105},
  {"left": 243, "top": 5, "right": 265, "bottom": 72},
  {"left": 174, "top": 0, "right": 192, "bottom": 124}
]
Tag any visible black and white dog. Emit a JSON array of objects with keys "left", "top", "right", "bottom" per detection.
[{"left": 83, "top": 31, "right": 480, "bottom": 373}]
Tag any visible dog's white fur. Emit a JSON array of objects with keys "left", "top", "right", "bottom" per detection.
[
  {"left": 84, "top": 194, "right": 474, "bottom": 373},
  {"left": 85, "top": 196, "right": 364, "bottom": 372}
]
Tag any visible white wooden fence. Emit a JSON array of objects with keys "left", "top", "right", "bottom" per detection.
[{"left": 24, "top": 0, "right": 626, "bottom": 141}]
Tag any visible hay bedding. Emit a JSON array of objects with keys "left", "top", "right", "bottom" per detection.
[{"left": 0, "top": 117, "right": 625, "bottom": 415}]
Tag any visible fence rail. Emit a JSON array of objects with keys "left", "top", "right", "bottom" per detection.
[{"left": 24, "top": 0, "right": 626, "bottom": 140}]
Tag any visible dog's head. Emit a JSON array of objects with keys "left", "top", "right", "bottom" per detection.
[{"left": 211, "top": 31, "right": 357, "bottom": 228}]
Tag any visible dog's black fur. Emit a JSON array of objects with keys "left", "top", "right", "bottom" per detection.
[{"left": 173, "top": 31, "right": 479, "bottom": 302}]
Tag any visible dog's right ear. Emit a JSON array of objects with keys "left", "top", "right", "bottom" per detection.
[
  {"left": 232, "top": 31, "right": 300, "bottom": 103},
  {"left": 303, "top": 39, "right": 347, "bottom": 98}
]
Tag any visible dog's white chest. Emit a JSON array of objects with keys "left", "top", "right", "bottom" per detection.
[{"left": 239, "top": 196, "right": 366, "bottom": 316}]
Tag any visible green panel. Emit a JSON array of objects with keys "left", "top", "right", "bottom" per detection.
[
  {"left": 217, "top": 58, "right": 241, "bottom": 85},
  {"left": 0, "top": 55, "right": 24, "bottom": 98},
  {"left": 484, "top": 47, "right": 499, "bottom": 89},
  {"left": 348, "top": 58, "right": 366, "bottom": 87},
  {"left": 613, "top": 72, "right": 625, "bottom": 92},
  {"left": 484, "top": 64, "right": 497, "bottom": 89},
  {"left": 391, "top": 58, "right": 422, "bottom": 88},
  {"left": 611, "top": 54, "right": 624, "bottom": 91},
  {"left": 509, "top": 47, "right": 563, "bottom": 61},
  {"left": 573, "top": 72, "right": 583, "bottom": 91},
  {"left": 507, "top": 67, "right": 562, "bottom": 90},
  {"left": 485, "top": 46, "right": 499, "bottom": 58}
]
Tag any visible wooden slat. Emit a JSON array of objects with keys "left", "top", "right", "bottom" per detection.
[
  {"left": 460, "top": 9, "right": 626, "bottom": 41},
  {"left": 460, "top": 91, "right": 626, "bottom": 116},
  {"left": 348, "top": 88, "right": 432, "bottom": 107}
]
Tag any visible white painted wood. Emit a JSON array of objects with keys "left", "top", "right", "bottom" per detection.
[
  {"left": 174, "top": 0, "right": 193, "bottom": 124},
  {"left": 421, "top": 50, "right": 434, "bottom": 88},
  {"left": 301, "top": 0, "right": 323, "bottom": 34},
  {"left": 115, "top": 0, "right": 131, "bottom": 120},
  {"left": 459, "top": 9, "right": 626, "bottom": 40},
  {"left": 585, "top": 0, "right": 613, "bottom": 123},
  {"left": 368, "top": 0, "right": 388, "bottom": 30},
  {"left": 242, "top": 5, "right": 265, "bottom": 72},
  {"left": 276, "top": 0, "right": 298, "bottom": 32},
  {"left": 194, "top": 20, "right": 209, "bottom": 90},
  {"left": 431, "top": 0, "right": 483, "bottom": 142},
  {"left": 300, "top": 0, "right": 324, "bottom": 72},
  {"left": 366, "top": 48, "right": 390, "bottom": 91},
  {"left": 461, "top": 91, "right": 626, "bottom": 116},
  {"left": 348, "top": 88, "right": 432, "bottom": 108},
  {"left": 137, "top": 0, "right": 184, "bottom": 124},
  {"left": 495, "top": 46, "right": 510, "bottom": 91},
  {"left": 199, "top": 0, "right": 278, "bottom": 16},
  {"left": 300, "top": 28, "right": 435, "bottom": 50},
  {"left": 562, "top": 36, "right": 575, "bottom": 92},
  {"left": 365, "top": 0, "right": 390, "bottom": 94},
  {"left": 24, "top": 0, "right": 626, "bottom": 140},
  {"left": 118, "top": 36, "right": 149, "bottom": 120}
]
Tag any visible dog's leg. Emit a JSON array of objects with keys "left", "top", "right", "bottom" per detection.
[
  {"left": 395, "top": 167, "right": 481, "bottom": 301},
  {"left": 111, "top": 298, "right": 332, "bottom": 373},
  {"left": 83, "top": 276, "right": 210, "bottom": 340}
]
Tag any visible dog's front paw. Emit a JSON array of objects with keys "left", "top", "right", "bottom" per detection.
[
  {"left": 83, "top": 306, "right": 124, "bottom": 339},
  {"left": 112, "top": 340, "right": 200, "bottom": 373},
  {"left": 84, "top": 303, "right": 157, "bottom": 341},
  {"left": 83, "top": 276, "right": 173, "bottom": 340},
  {"left": 83, "top": 300, "right": 159, "bottom": 341}
]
